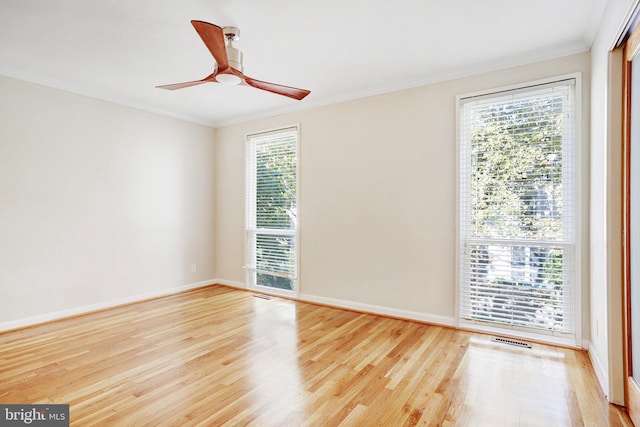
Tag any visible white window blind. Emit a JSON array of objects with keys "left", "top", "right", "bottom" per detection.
[
  {"left": 458, "top": 79, "right": 577, "bottom": 337},
  {"left": 245, "top": 127, "right": 298, "bottom": 292}
]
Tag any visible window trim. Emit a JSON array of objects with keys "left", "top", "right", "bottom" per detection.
[
  {"left": 455, "top": 73, "right": 583, "bottom": 347},
  {"left": 244, "top": 124, "right": 301, "bottom": 298}
]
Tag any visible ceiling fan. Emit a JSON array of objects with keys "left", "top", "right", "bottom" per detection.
[{"left": 157, "top": 20, "right": 310, "bottom": 100}]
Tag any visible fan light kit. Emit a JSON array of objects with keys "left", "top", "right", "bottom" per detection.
[
  {"left": 216, "top": 74, "right": 242, "bottom": 85},
  {"left": 157, "top": 21, "right": 310, "bottom": 100}
]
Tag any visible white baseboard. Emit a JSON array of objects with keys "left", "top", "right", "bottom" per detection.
[
  {"left": 0, "top": 279, "right": 216, "bottom": 333},
  {"left": 298, "top": 293, "right": 456, "bottom": 327},
  {"left": 214, "top": 279, "right": 246, "bottom": 289},
  {"left": 588, "top": 342, "right": 609, "bottom": 400},
  {"left": 212, "top": 281, "right": 455, "bottom": 327}
]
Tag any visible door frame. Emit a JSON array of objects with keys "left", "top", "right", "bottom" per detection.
[{"left": 623, "top": 20, "right": 640, "bottom": 426}]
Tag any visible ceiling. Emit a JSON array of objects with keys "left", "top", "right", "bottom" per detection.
[{"left": 0, "top": 0, "right": 607, "bottom": 128}]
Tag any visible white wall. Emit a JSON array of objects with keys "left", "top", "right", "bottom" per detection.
[
  {"left": 0, "top": 75, "right": 217, "bottom": 328},
  {"left": 215, "top": 53, "right": 591, "bottom": 333},
  {"left": 589, "top": 0, "right": 638, "bottom": 406}
]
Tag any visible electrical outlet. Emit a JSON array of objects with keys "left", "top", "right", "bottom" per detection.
[{"left": 191, "top": 263, "right": 197, "bottom": 273}]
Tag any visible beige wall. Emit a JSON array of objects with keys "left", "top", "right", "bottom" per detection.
[
  {"left": 0, "top": 75, "right": 217, "bottom": 328},
  {"left": 215, "top": 53, "right": 591, "bottom": 329}
]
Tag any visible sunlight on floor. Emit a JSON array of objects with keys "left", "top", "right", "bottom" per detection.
[
  {"left": 247, "top": 297, "right": 306, "bottom": 423},
  {"left": 461, "top": 335, "right": 573, "bottom": 425}
]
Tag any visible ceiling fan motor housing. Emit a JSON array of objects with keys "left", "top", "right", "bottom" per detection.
[
  {"left": 222, "top": 26, "right": 243, "bottom": 72},
  {"left": 226, "top": 46, "right": 243, "bottom": 72}
]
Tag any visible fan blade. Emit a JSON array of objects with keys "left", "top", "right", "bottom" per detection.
[
  {"left": 156, "top": 80, "right": 209, "bottom": 90},
  {"left": 243, "top": 75, "right": 310, "bottom": 100},
  {"left": 191, "top": 20, "right": 229, "bottom": 71},
  {"left": 156, "top": 73, "right": 215, "bottom": 90}
]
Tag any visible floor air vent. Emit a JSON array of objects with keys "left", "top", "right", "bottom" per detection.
[
  {"left": 253, "top": 294, "right": 272, "bottom": 300},
  {"left": 491, "top": 336, "right": 532, "bottom": 348}
]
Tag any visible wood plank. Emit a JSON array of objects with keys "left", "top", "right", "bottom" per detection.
[{"left": 0, "top": 285, "right": 632, "bottom": 426}]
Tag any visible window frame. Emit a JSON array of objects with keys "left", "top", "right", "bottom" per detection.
[
  {"left": 455, "top": 74, "right": 582, "bottom": 347},
  {"left": 244, "top": 125, "right": 301, "bottom": 298}
]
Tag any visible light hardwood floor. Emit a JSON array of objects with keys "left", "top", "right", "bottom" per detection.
[{"left": 0, "top": 285, "right": 633, "bottom": 426}]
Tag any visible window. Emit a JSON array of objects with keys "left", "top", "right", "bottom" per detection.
[
  {"left": 245, "top": 126, "right": 298, "bottom": 293},
  {"left": 458, "top": 77, "right": 579, "bottom": 342}
]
